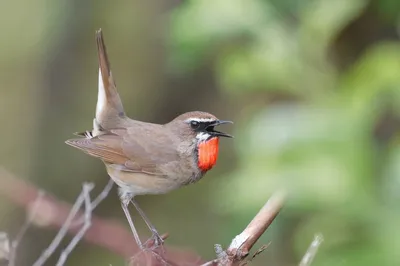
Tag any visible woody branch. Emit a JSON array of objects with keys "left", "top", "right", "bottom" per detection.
[{"left": 202, "top": 191, "right": 287, "bottom": 266}]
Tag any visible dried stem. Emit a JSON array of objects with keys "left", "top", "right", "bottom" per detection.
[
  {"left": 67, "top": 179, "right": 113, "bottom": 229},
  {"left": 8, "top": 191, "right": 44, "bottom": 266},
  {"left": 299, "top": 234, "right": 324, "bottom": 266},
  {"left": 56, "top": 183, "right": 94, "bottom": 266},
  {"left": 0, "top": 232, "right": 10, "bottom": 261},
  {"left": 32, "top": 183, "right": 93, "bottom": 266},
  {"left": 90, "top": 179, "right": 114, "bottom": 210}
]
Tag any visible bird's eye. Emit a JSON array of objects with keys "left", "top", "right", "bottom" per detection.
[{"left": 190, "top": 121, "right": 200, "bottom": 129}]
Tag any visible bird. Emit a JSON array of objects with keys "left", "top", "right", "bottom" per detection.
[{"left": 65, "top": 29, "right": 233, "bottom": 249}]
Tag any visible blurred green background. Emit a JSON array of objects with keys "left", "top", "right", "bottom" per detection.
[{"left": 1, "top": 0, "right": 400, "bottom": 265}]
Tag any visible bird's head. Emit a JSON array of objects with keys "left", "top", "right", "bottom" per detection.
[{"left": 168, "top": 111, "right": 233, "bottom": 172}]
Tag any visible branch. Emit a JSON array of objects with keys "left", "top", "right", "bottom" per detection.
[{"left": 204, "top": 191, "right": 287, "bottom": 265}]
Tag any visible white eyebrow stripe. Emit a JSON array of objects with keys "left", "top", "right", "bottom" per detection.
[{"left": 185, "top": 118, "right": 216, "bottom": 123}]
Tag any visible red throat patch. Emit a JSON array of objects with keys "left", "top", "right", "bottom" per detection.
[{"left": 197, "top": 137, "right": 219, "bottom": 172}]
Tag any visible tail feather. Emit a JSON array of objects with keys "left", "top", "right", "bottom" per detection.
[
  {"left": 73, "top": 131, "right": 94, "bottom": 138},
  {"left": 95, "top": 29, "right": 125, "bottom": 124},
  {"left": 67, "top": 30, "right": 125, "bottom": 144}
]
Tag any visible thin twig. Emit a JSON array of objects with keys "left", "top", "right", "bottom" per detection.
[
  {"left": 56, "top": 183, "right": 94, "bottom": 266},
  {"left": 0, "top": 232, "right": 10, "bottom": 261},
  {"left": 69, "top": 179, "right": 113, "bottom": 228},
  {"left": 54, "top": 180, "right": 113, "bottom": 264},
  {"left": 8, "top": 191, "right": 45, "bottom": 266},
  {"left": 299, "top": 234, "right": 323, "bottom": 266},
  {"left": 248, "top": 243, "right": 270, "bottom": 262},
  {"left": 32, "top": 184, "right": 92, "bottom": 266},
  {"left": 90, "top": 179, "right": 114, "bottom": 210}
]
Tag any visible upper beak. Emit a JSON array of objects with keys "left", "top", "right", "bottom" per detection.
[
  {"left": 212, "top": 120, "right": 233, "bottom": 126},
  {"left": 209, "top": 120, "right": 234, "bottom": 138}
]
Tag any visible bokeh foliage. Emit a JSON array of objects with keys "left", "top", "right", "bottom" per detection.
[
  {"left": 1, "top": 0, "right": 400, "bottom": 265},
  {"left": 170, "top": 0, "right": 400, "bottom": 265}
]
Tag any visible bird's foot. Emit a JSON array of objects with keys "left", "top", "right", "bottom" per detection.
[
  {"left": 133, "top": 235, "right": 168, "bottom": 266},
  {"left": 144, "top": 231, "right": 165, "bottom": 250},
  {"left": 152, "top": 231, "right": 165, "bottom": 247},
  {"left": 130, "top": 247, "right": 169, "bottom": 266}
]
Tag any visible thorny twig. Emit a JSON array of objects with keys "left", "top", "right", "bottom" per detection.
[
  {"left": 299, "top": 234, "right": 324, "bottom": 266},
  {"left": 8, "top": 191, "right": 45, "bottom": 266}
]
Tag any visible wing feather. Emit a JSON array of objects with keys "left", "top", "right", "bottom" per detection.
[{"left": 66, "top": 126, "right": 179, "bottom": 176}]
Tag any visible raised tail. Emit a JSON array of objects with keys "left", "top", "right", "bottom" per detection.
[{"left": 95, "top": 29, "right": 125, "bottom": 126}]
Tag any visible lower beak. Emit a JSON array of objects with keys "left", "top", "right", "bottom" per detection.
[{"left": 212, "top": 131, "right": 233, "bottom": 138}]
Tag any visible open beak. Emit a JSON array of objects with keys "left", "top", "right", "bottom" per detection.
[{"left": 208, "top": 120, "right": 233, "bottom": 138}]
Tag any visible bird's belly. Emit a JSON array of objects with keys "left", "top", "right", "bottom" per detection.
[{"left": 106, "top": 166, "right": 181, "bottom": 196}]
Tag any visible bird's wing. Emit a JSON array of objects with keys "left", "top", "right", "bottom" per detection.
[{"left": 65, "top": 127, "right": 179, "bottom": 175}]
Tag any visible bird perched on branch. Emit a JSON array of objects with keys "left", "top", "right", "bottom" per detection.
[{"left": 65, "top": 29, "right": 233, "bottom": 249}]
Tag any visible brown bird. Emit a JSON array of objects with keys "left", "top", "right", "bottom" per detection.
[{"left": 65, "top": 29, "right": 232, "bottom": 249}]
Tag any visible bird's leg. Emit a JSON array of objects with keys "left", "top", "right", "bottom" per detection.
[
  {"left": 120, "top": 199, "right": 144, "bottom": 249},
  {"left": 130, "top": 199, "right": 164, "bottom": 247},
  {"left": 121, "top": 200, "right": 168, "bottom": 266}
]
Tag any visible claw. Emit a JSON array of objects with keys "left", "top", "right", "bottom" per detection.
[
  {"left": 143, "top": 232, "right": 168, "bottom": 251},
  {"left": 153, "top": 233, "right": 164, "bottom": 247}
]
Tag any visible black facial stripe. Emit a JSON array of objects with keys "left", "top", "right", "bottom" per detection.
[{"left": 190, "top": 120, "right": 216, "bottom": 132}]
